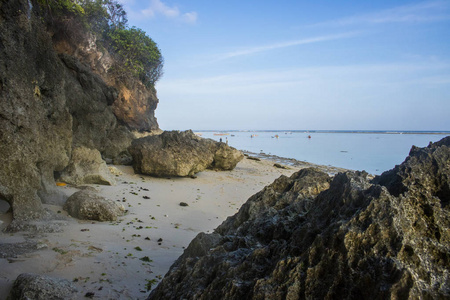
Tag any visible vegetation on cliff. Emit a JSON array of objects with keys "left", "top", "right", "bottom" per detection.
[{"left": 36, "top": 0, "right": 163, "bottom": 87}]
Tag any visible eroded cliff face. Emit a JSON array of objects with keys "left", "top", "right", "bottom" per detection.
[
  {"left": 0, "top": 0, "right": 159, "bottom": 224},
  {"left": 149, "top": 137, "right": 450, "bottom": 299},
  {"left": 53, "top": 27, "right": 160, "bottom": 132}
]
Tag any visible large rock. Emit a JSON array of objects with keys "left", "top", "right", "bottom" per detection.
[
  {"left": 58, "top": 53, "right": 136, "bottom": 163},
  {"left": 9, "top": 273, "right": 77, "bottom": 300},
  {"left": 64, "top": 189, "right": 124, "bottom": 221},
  {"left": 212, "top": 143, "right": 246, "bottom": 170},
  {"left": 0, "top": 0, "right": 161, "bottom": 226},
  {"left": 0, "top": 0, "right": 72, "bottom": 222},
  {"left": 129, "top": 130, "right": 243, "bottom": 177},
  {"left": 148, "top": 137, "right": 450, "bottom": 299},
  {"left": 59, "top": 147, "right": 116, "bottom": 186}
]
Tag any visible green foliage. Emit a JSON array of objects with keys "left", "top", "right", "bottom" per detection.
[
  {"left": 36, "top": 0, "right": 163, "bottom": 86},
  {"left": 107, "top": 26, "right": 163, "bottom": 86},
  {"left": 145, "top": 279, "right": 158, "bottom": 291},
  {"left": 37, "top": 0, "right": 85, "bottom": 16}
]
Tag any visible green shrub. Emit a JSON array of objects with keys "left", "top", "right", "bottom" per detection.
[
  {"left": 36, "top": 0, "right": 163, "bottom": 86},
  {"left": 107, "top": 26, "right": 163, "bottom": 86}
]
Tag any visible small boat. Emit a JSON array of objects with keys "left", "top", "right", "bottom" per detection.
[{"left": 308, "top": 135, "right": 311, "bottom": 139}]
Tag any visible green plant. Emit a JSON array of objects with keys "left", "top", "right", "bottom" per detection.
[
  {"left": 145, "top": 279, "right": 158, "bottom": 291},
  {"left": 107, "top": 26, "right": 163, "bottom": 86},
  {"left": 35, "top": 0, "right": 163, "bottom": 87}
]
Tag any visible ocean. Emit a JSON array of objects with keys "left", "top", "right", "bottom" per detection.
[{"left": 196, "top": 131, "right": 450, "bottom": 175}]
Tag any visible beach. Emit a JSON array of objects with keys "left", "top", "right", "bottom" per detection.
[{"left": 0, "top": 156, "right": 340, "bottom": 299}]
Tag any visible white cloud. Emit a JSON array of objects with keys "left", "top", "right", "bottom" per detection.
[
  {"left": 182, "top": 11, "right": 198, "bottom": 24},
  {"left": 214, "top": 31, "right": 360, "bottom": 61},
  {"left": 312, "top": 0, "right": 450, "bottom": 27},
  {"left": 140, "top": 0, "right": 197, "bottom": 23}
]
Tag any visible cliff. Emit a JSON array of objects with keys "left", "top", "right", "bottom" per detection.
[
  {"left": 0, "top": 0, "right": 159, "bottom": 225},
  {"left": 149, "top": 137, "right": 450, "bottom": 299}
]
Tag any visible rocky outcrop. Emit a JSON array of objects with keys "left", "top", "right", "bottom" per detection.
[
  {"left": 149, "top": 137, "right": 450, "bottom": 299},
  {"left": 112, "top": 82, "right": 159, "bottom": 132},
  {"left": 64, "top": 189, "right": 124, "bottom": 221},
  {"left": 54, "top": 32, "right": 160, "bottom": 133},
  {"left": 58, "top": 53, "right": 136, "bottom": 162},
  {"left": 9, "top": 273, "right": 77, "bottom": 300},
  {"left": 59, "top": 147, "right": 116, "bottom": 186},
  {"left": 0, "top": 0, "right": 72, "bottom": 221},
  {"left": 129, "top": 130, "right": 244, "bottom": 177},
  {"left": 0, "top": 0, "right": 160, "bottom": 225}
]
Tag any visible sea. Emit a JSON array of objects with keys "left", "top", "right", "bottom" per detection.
[{"left": 196, "top": 130, "right": 450, "bottom": 175}]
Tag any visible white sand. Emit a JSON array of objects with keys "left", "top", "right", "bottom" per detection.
[{"left": 0, "top": 158, "right": 301, "bottom": 299}]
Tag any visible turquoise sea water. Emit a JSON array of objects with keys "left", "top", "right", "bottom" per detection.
[{"left": 197, "top": 131, "right": 450, "bottom": 175}]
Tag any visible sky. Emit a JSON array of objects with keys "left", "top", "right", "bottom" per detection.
[{"left": 119, "top": 0, "right": 450, "bottom": 131}]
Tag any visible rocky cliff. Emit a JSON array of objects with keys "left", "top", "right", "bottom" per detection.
[
  {"left": 0, "top": 0, "right": 159, "bottom": 224},
  {"left": 149, "top": 137, "right": 450, "bottom": 299}
]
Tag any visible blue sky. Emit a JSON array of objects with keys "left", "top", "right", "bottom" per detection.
[{"left": 120, "top": 0, "right": 450, "bottom": 131}]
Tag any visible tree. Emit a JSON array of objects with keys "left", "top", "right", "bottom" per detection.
[
  {"left": 107, "top": 26, "right": 164, "bottom": 86},
  {"left": 36, "top": 0, "right": 164, "bottom": 86},
  {"left": 105, "top": 0, "right": 127, "bottom": 29}
]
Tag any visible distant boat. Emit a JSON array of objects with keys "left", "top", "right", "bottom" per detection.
[
  {"left": 308, "top": 135, "right": 311, "bottom": 139},
  {"left": 214, "top": 133, "right": 229, "bottom": 136}
]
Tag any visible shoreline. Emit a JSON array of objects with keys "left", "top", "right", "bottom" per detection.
[
  {"left": 0, "top": 155, "right": 319, "bottom": 299},
  {"left": 242, "top": 151, "right": 350, "bottom": 175},
  {"left": 194, "top": 130, "right": 450, "bottom": 135}
]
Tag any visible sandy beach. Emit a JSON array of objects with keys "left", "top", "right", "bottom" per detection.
[{"left": 0, "top": 156, "right": 332, "bottom": 299}]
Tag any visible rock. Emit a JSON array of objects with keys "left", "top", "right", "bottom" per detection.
[
  {"left": 129, "top": 130, "right": 213, "bottom": 177},
  {"left": 9, "top": 273, "right": 77, "bottom": 300},
  {"left": 59, "top": 147, "right": 116, "bottom": 186},
  {"left": 0, "top": 0, "right": 72, "bottom": 222},
  {"left": 0, "top": 0, "right": 161, "bottom": 225},
  {"left": 273, "top": 163, "right": 288, "bottom": 169},
  {"left": 211, "top": 142, "right": 244, "bottom": 170},
  {"left": 179, "top": 202, "right": 189, "bottom": 207},
  {"left": 129, "top": 130, "right": 243, "bottom": 177},
  {"left": 64, "top": 189, "right": 124, "bottom": 221},
  {"left": 247, "top": 156, "right": 261, "bottom": 161},
  {"left": 148, "top": 137, "right": 450, "bottom": 300},
  {"left": 108, "top": 166, "right": 122, "bottom": 176},
  {"left": 112, "top": 81, "right": 160, "bottom": 132},
  {"left": 0, "top": 241, "right": 41, "bottom": 259}
]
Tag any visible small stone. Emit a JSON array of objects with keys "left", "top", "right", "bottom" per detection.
[{"left": 179, "top": 202, "right": 189, "bottom": 207}]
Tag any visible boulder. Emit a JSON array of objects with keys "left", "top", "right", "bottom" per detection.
[
  {"left": 129, "top": 130, "right": 243, "bottom": 177},
  {"left": 211, "top": 142, "right": 244, "bottom": 170},
  {"left": 148, "top": 137, "right": 450, "bottom": 300},
  {"left": 59, "top": 147, "right": 116, "bottom": 186},
  {"left": 64, "top": 189, "right": 124, "bottom": 221},
  {"left": 9, "top": 273, "right": 78, "bottom": 300}
]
